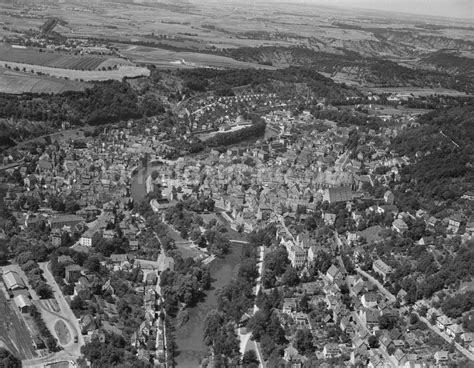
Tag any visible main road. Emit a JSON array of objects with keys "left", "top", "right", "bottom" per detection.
[
  {"left": 23, "top": 262, "right": 84, "bottom": 367},
  {"left": 38, "top": 262, "right": 84, "bottom": 354}
]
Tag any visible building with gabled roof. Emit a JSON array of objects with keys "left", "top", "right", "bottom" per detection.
[
  {"left": 65, "top": 264, "right": 82, "bottom": 283},
  {"left": 323, "top": 186, "right": 353, "bottom": 204},
  {"left": 323, "top": 343, "right": 341, "bottom": 358},
  {"left": 392, "top": 218, "right": 408, "bottom": 233},
  {"left": 48, "top": 214, "right": 84, "bottom": 230},
  {"left": 373, "top": 259, "right": 393, "bottom": 281},
  {"left": 2, "top": 270, "right": 26, "bottom": 291},
  {"left": 326, "top": 265, "right": 343, "bottom": 283},
  {"left": 14, "top": 294, "right": 31, "bottom": 313},
  {"left": 157, "top": 253, "right": 175, "bottom": 273}
]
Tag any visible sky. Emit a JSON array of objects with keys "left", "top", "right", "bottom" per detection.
[{"left": 294, "top": 0, "right": 473, "bottom": 20}]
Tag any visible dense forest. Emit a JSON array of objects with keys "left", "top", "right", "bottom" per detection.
[
  {"left": 0, "top": 348, "right": 21, "bottom": 368},
  {"left": 391, "top": 105, "right": 474, "bottom": 208},
  {"left": 176, "top": 66, "right": 357, "bottom": 100},
  {"left": 0, "top": 81, "right": 142, "bottom": 126}
]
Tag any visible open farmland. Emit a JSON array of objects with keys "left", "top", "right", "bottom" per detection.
[
  {"left": 360, "top": 86, "right": 473, "bottom": 97},
  {"left": 0, "top": 44, "right": 132, "bottom": 70},
  {"left": 0, "top": 66, "right": 88, "bottom": 94},
  {"left": 115, "top": 44, "right": 273, "bottom": 69},
  {"left": 43, "top": 55, "right": 104, "bottom": 70},
  {"left": 2, "top": 62, "right": 150, "bottom": 82}
]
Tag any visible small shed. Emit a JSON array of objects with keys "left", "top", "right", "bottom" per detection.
[{"left": 14, "top": 294, "right": 31, "bottom": 313}]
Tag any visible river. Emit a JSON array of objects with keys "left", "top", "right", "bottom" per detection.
[
  {"left": 175, "top": 241, "right": 244, "bottom": 368},
  {"left": 130, "top": 166, "right": 149, "bottom": 203},
  {"left": 131, "top": 165, "right": 245, "bottom": 367}
]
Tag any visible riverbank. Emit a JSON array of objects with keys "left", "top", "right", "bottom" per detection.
[
  {"left": 130, "top": 166, "right": 148, "bottom": 202},
  {"left": 131, "top": 162, "right": 246, "bottom": 367},
  {"left": 175, "top": 241, "right": 244, "bottom": 368},
  {"left": 130, "top": 165, "right": 155, "bottom": 202}
]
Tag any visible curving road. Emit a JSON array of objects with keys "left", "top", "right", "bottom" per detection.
[
  {"left": 38, "top": 262, "right": 84, "bottom": 354},
  {"left": 23, "top": 263, "right": 84, "bottom": 367}
]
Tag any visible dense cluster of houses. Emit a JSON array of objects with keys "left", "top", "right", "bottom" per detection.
[
  {"left": 148, "top": 111, "right": 415, "bottom": 236},
  {"left": 2, "top": 91, "right": 473, "bottom": 368},
  {"left": 276, "top": 259, "right": 464, "bottom": 368}
]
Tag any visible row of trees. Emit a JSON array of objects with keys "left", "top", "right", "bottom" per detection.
[
  {"left": 0, "top": 348, "right": 21, "bottom": 368},
  {"left": 16, "top": 251, "right": 53, "bottom": 299},
  {"left": 391, "top": 105, "right": 473, "bottom": 209},
  {"left": 30, "top": 305, "right": 60, "bottom": 352},
  {"left": 249, "top": 289, "right": 287, "bottom": 360},
  {"left": 205, "top": 119, "right": 266, "bottom": 148},
  {"left": 81, "top": 332, "right": 152, "bottom": 368},
  {"left": 203, "top": 228, "right": 265, "bottom": 365},
  {"left": 391, "top": 241, "right": 474, "bottom": 303},
  {"left": 159, "top": 257, "right": 211, "bottom": 315}
]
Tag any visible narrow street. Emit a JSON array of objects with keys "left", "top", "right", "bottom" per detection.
[
  {"left": 356, "top": 268, "right": 396, "bottom": 303},
  {"left": 416, "top": 313, "right": 474, "bottom": 361},
  {"left": 237, "top": 245, "right": 266, "bottom": 367},
  {"left": 356, "top": 269, "right": 473, "bottom": 361}
]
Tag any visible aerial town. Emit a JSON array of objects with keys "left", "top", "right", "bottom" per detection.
[
  {"left": 1, "top": 79, "right": 473, "bottom": 367},
  {"left": 0, "top": 0, "right": 473, "bottom": 368}
]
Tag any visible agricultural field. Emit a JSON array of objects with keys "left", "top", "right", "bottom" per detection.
[
  {"left": 2, "top": 62, "right": 150, "bottom": 82},
  {"left": 115, "top": 44, "right": 272, "bottom": 69},
  {"left": 360, "top": 86, "right": 473, "bottom": 97},
  {"left": 0, "top": 44, "right": 132, "bottom": 70},
  {"left": 0, "top": 66, "right": 88, "bottom": 94}
]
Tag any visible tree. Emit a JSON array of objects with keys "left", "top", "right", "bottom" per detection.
[
  {"left": 241, "top": 350, "right": 259, "bottom": 368},
  {"left": 84, "top": 256, "right": 101, "bottom": 273},
  {"left": 368, "top": 335, "right": 379, "bottom": 348},
  {"left": 247, "top": 311, "right": 268, "bottom": 341},
  {"left": 0, "top": 348, "right": 21, "bottom": 368},
  {"left": 238, "top": 258, "right": 258, "bottom": 283},
  {"left": 295, "top": 328, "right": 314, "bottom": 355},
  {"left": 0, "top": 247, "right": 7, "bottom": 265},
  {"left": 204, "top": 310, "right": 224, "bottom": 346},
  {"left": 36, "top": 282, "right": 53, "bottom": 299},
  {"left": 379, "top": 315, "right": 397, "bottom": 330},
  {"left": 262, "top": 269, "right": 276, "bottom": 289},
  {"left": 281, "top": 266, "right": 299, "bottom": 287},
  {"left": 410, "top": 313, "right": 419, "bottom": 325},
  {"left": 299, "top": 294, "right": 310, "bottom": 313}
]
